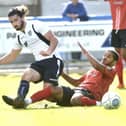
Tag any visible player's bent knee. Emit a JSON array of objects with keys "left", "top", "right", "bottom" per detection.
[
  {"left": 21, "top": 68, "right": 41, "bottom": 82},
  {"left": 70, "top": 93, "right": 82, "bottom": 106}
]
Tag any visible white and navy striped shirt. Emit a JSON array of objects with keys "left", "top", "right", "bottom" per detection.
[{"left": 13, "top": 20, "right": 61, "bottom": 61}]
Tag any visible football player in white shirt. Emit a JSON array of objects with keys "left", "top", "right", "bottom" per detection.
[{"left": 2, "top": 5, "right": 64, "bottom": 108}]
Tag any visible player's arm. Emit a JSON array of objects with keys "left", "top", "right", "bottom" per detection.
[
  {"left": 78, "top": 42, "right": 106, "bottom": 73},
  {"left": 0, "top": 48, "right": 21, "bottom": 64},
  {"left": 40, "top": 30, "right": 58, "bottom": 56},
  {"left": 62, "top": 71, "right": 82, "bottom": 87}
]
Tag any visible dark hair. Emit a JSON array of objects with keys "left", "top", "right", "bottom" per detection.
[
  {"left": 8, "top": 8, "right": 24, "bottom": 17},
  {"left": 8, "top": 5, "right": 29, "bottom": 17},
  {"left": 109, "top": 50, "right": 119, "bottom": 61}
]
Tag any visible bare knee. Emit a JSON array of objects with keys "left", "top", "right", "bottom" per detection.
[
  {"left": 46, "top": 85, "right": 63, "bottom": 101},
  {"left": 45, "top": 84, "right": 62, "bottom": 96},
  {"left": 21, "top": 68, "right": 41, "bottom": 82},
  {"left": 70, "top": 93, "right": 82, "bottom": 106}
]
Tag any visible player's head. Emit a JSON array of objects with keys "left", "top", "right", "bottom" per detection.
[
  {"left": 101, "top": 49, "right": 119, "bottom": 66},
  {"left": 8, "top": 5, "right": 29, "bottom": 31},
  {"left": 109, "top": 50, "right": 119, "bottom": 61}
]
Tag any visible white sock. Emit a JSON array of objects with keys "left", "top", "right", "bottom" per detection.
[
  {"left": 24, "top": 98, "right": 32, "bottom": 105},
  {"left": 96, "top": 101, "right": 102, "bottom": 106}
]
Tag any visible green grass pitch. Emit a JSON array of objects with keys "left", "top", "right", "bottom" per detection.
[{"left": 0, "top": 71, "right": 126, "bottom": 126}]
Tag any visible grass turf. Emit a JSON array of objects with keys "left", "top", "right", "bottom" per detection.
[{"left": 0, "top": 71, "right": 126, "bottom": 126}]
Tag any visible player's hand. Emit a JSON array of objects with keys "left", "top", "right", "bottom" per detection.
[{"left": 77, "top": 42, "right": 88, "bottom": 55}]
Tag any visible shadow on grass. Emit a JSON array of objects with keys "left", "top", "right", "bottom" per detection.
[{"left": 26, "top": 105, "right": 75, "bottom": 110}]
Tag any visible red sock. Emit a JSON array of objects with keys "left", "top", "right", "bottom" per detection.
[
  {"left": 115, "top": 56, "right": 124, "bottom": 85},
  {"left": 31, "top": 86, "right": 52, "bottom": 103},
  {"left": 80, "top": 96, "right": 96, "bottom": 106}
]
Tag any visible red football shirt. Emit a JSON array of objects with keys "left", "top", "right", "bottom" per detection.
[
  {"left": 78, "top": 67, "right": 116, "bottom": 101},
  {"left": 108, "top": 0, "right": 126, "bottom": 29}
]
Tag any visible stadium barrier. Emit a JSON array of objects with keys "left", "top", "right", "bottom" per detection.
[{"left": 0, "top": 15, "right": 112, "bottom": 53}]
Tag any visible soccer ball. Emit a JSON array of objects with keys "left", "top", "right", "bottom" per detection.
[{"left": 101, "top": 92, "right": 121, "bottom": 109}]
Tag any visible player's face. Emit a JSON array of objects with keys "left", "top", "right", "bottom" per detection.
[
  {"left": 9, "top": 15, "right": 25, "bottom": 31},
  {"left": 101, "top": 51, "right": 115, "bottom": 66}
]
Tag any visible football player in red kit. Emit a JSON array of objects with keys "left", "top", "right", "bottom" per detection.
[
  {"left": 105, "top": 0, "right": 126, "bottom": 88},
  {"left": 61, "top": 42, "right": 119, "bottom": 106}
]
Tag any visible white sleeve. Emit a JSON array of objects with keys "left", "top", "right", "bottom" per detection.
[{"left": 32, "top": 20, "right": 50, "bottom": 35}]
